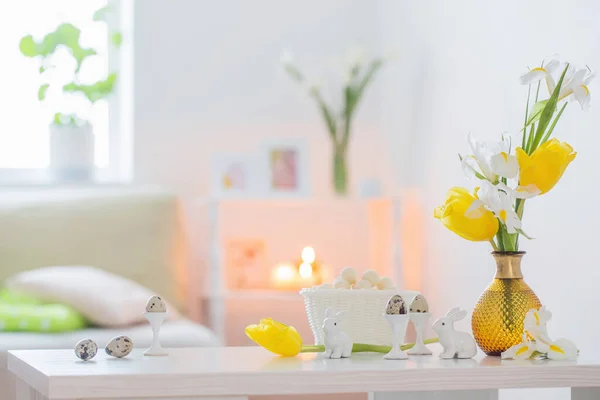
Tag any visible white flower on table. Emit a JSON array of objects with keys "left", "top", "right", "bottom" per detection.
[
  {"left": 501, "top": 334, "right": 535, "bottom": 360},
  {"left": 502, "top": 307, "right": 578, "bottom": 361},
  {"left": 524, "top": 306, "right": 553, "bottom": 343},
  {"left": 547, "top": 338, "right": 578, "bottom": 360}
]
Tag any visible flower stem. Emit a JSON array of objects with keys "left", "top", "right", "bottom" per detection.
[
  {"left": 300, "top": 338, "right": 439, "bottom": 354},
  {"left": 489, "top": 239, "right": 498, "bottom": 251},
  {"left": 495, "top": 230, "right": 505, "bottom": 252}
]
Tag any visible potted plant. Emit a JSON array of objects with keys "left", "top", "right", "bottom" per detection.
[{"left": 19, "top": 5, "right": 121, "bottom": 182}]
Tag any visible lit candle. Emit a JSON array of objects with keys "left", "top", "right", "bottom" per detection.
[
  {"left": 299, "top": 262, "right": 313, "bottom": 279},
  {"left": 301, "top": 246, "right": 316, "bottom": 264},
  {"left": 272, "top": 263, "right": 296, "bottom": 289}
]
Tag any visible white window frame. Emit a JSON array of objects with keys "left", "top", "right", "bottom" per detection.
[{"left": 0, "top": 0, "right": 134, "bottom": 186}]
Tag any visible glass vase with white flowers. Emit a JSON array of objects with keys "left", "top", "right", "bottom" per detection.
[
  {"left": 280, "top": 48, "right": 386, "bottom": 196},
  {"left": 434, "top": 58, "right": 593, "bottom": 356}
]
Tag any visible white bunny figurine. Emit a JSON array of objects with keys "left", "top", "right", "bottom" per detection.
[
  {"left": 322, "top": 308, "right": 353, "bottom": 359},
  {"left": 432, "top": 307, "right": 477, "bottom": 359}
]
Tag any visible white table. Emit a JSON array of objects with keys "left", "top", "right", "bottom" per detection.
[{"left": 8, "top": 346, "right": 600, "bottom": 400}]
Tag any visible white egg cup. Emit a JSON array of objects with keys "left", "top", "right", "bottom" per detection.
[
  {"left": 407, "top": 312, "right": 433, "bottom": 355},
  {"left": 143, "top": 312, "right": 168, "bottom": 356},
  {"left": 383, "top": 314, "right": 410, "bottom": 360}
]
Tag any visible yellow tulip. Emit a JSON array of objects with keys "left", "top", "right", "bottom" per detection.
[
  {"left": 516, "top": 139, "right": 576, "bottom": 195},
  {"left": 245, "top": 318, "right": 303, "bottom": 357},
  {"left": 434, "top": 187, "right": 499, "bottom": 242}
]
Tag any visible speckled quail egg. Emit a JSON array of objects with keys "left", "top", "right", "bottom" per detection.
[
  {"left": 145, "top": 295, "right": 167, "bottom": 313},
  {"left": 75, "top": 339, "right": 98, "bottom": 361},
  {"left": 105, "top": 336, "right": 134, "bottom": 358},
  {"left": 385, "top": 294, "right": 407, "bottom": 315},
  {"left": 409, "top": 294, "right": 429, "bottom": 313}
]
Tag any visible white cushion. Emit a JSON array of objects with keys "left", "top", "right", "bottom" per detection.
[{"left": 6, "top": 266, "right": 180, "bottom": 328}]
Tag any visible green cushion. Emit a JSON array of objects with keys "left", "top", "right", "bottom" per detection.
[{"left": 0, "top": 290, "right": 87, "bottom": 333}]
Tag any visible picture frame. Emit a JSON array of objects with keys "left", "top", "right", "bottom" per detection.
[
  {"left": 260, "top": 138, "right": 310, "bottom": 197},
  {"left": 211, "top": 153, "right": 260, "bottom": 198},
  {"left": 224, "top": 238, "right": 268, "bottom": 289}
]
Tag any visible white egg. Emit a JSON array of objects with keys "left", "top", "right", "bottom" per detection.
[
  {"left": 362, "top": 269, "right": 380, "bottom": 285},
  {"left": 333, "top": 277, "right": 351, "bottom": 289},
  {"left": 377, "top": 277, "right": 395, "bottom": 290},
  {"left": 353, "top": 279, "right": 373, "bottom": 289},
  {"left": 340, "top": 267, "right": 358, "bottom": 284}
]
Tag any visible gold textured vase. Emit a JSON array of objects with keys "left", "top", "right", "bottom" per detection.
[{"left": 471, "top": 252, "right": 542, "bottom": 356}]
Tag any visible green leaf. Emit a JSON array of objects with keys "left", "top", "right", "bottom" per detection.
[
  {"left": 526, "top": 123, "right": 535, "bottom": 154},
  {"left": 53, "top": 113, "right": 86, "bottom": 127},
  {"left": 53, "top": 112, "right": 65, "bottom": 125},
  {"left": 344, "top": 85, "right": 357, "bottom": 118},
  {"left": 19, "top": 35, "right": 38, "bottom": 57},
  {"left": 93, "top": 4, "right": 113, "bottom": 22},
  {"left": 284, "top": 64, "right": 304, "bottom": 82},
  {"left": 20, "top": 23, "right": 96, "bottom": 71},
  {"left": 525, "top": 100, "right": 550, "bottom": 127},
  {"left": 37, "top": 84, "right": 49, "bottom": 101},
  {"left": 63, "top": 72, "right": 117, "bottom": 103},
  {"left": 516, "top": 228, "right": 534, "bottom": 240},
  {"left": 356, "top": 59, "right": 383, "bottom": 99},
  {"left": 541, "top": 102, "right": 568, "bottom": 145},
  {"left": 310, "top": 90, "right": 336, "bottom": 138},
  {"left": 111, "top": 32, "right": 123, "bottom": 47},
  {"left": 530, "top": 64, "right": 569, "bottom": 153},
  {"left": 522, "top": 85, "right": 531, "bottom": 149}
]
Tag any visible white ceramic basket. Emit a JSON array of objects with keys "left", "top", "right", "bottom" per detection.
[{"left": 300, "top": 288, "right": 420, "bottom": 346}]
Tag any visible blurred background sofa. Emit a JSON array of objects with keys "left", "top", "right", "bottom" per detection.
[{"left": 0, "top": 187, "right": 218, "bottom": 400}]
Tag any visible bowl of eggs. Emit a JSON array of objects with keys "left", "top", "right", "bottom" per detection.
[{"left": 299, "top": 267, "right": 420, "bottom": 346}]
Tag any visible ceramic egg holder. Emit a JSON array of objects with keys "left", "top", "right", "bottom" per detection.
[
  {"left": 144, "top": 295, "right": 169, "bottom": 356},
  {"left": 383, "top": 314, "right": 410, "bottom": 360},
  {"left": 407, "top": 312, "right": 432, "bottom": 355},
  {"left": 144, "top": 311, "right": 168, "bottom": 356},
  {"left": 383, "top": 294, "right": 410, "bottom": 360}
]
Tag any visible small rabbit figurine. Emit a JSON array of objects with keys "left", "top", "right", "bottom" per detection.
[
  {"left": 322, "top": 308, "right": 353, "bottom": 359},
  {"left": 432, "top": 307, "right": 477, "bottom": 359}
]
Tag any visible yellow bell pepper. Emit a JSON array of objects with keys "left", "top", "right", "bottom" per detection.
[
  {"left": 516, "top": 139, "right": 576, "bottom": 195},
  {"left": 434, "top": 187, "right": 499, "bottom": 242},
  {"left": 245, "top": 318, "right": 303, "bottom": 357}
]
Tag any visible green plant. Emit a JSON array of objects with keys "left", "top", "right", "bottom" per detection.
[{"left": 19, "top": 4, "right": 121, "bottom": 127}]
